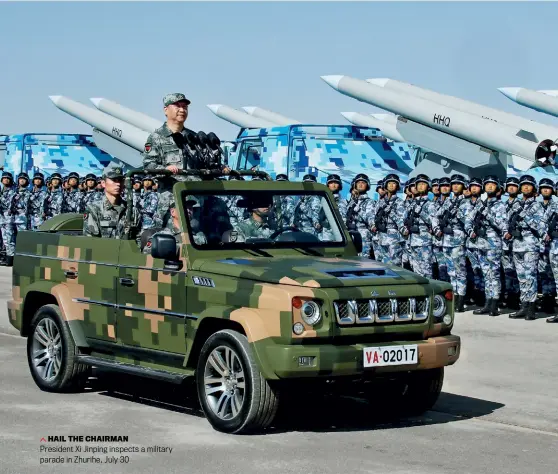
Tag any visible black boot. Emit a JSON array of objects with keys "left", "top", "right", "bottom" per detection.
[
  {"left": 455, "top": 295, "right": 465, "bottom": 313},
  {"left": 473, "top": 298, "right": 491, "bottom": 315},
  {"left": 507, "top": 292, "right": 521, "bottom": 310},
  {"left": 475, "top": 289, "right": 486, "bottom": 307},
  {"left": 525, "top": 302, "right": 537, "bottom": 321},
  {"left": 489, "top": 298, "right": 500, "bottom": 317},
  {"left": 6, "top": 256, "right": 13, "bottom": 267},
  {"left": 509, "top": 302, "right": 527, "bottom": 319},
  {"left": 542, "top": 295, "right": 556, "bottom": 314},
  {"left": 547, "top": 315, "right": 558, "bottom": 323}
]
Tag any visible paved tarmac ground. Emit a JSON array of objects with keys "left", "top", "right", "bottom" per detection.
[{"left": 0, "top": 266, "right": 556, "bottom": 474}]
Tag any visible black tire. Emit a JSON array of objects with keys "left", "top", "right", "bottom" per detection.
[
  {"left": 27, "top": 304, "right": 90, "bottom": 392},
  {"left": 196, "top": 329, "right": 279, "bottom": 434},
  {"left": 400, "top": 368, "right": 444, "bottom": 416}
]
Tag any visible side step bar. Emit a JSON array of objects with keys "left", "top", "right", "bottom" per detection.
[{"left": 77, "top": 355, "right": 191, "bottom": 384}]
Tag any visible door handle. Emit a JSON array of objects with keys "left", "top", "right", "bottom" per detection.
[
  {"left": 64, "top": 270, "right": 78, "bottom": 279},
  {"left": 119, "top": 277, "right": 135, "bottom": 287}
]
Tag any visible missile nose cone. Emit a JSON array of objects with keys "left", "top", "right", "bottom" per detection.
[
  {"left": 90, "top": 98, "right": 103, "bottom": 107},
  {"left": 498, "top": 87, "right": 521, "bottom": 101},
  {"left": 340, "top": 112, "right": 356, "bottom": 120},
  {"left": 207, "top": 104, "right": 223, "bottom": 114},
  {"left": 366, "top": 78, "right": 389, "bottom": 87},
  {"left": 49, "top": 95, "right": 63, "bottom": 104},
  {"left": 242, "top": 106, "right": 257, "bottom": 115},
  {"left": 320, "top": 75, "right": 344, "bottom": 89}
]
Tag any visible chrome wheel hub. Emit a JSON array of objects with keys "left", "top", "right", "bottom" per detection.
[
  {"left": 203, "top": 345, "right": 246, "bottom": 420},
  {"left": 31, "top": 318, "right": 62, "bottom": 382}
]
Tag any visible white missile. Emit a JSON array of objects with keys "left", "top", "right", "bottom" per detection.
[
  {"left": 499, "top": 87, "right": 558, "bottom": 119},
  {"left": 90, "top": 97, "right": 162, "bottom": 132},
  {"left": 538, "top": 90, "right": 558, "bottom": 98},
  {"left": 366, "top": 77, "right": 558, "bottom": 144},
  {"left": 341, "top": 112, "right": 405, "bottom": 142},
  {"left": 241, "top": 106, "right": 300, "bottom": 125},
  {"left": 49, "top": 95, "right": 147, "bottom": 166},
  {"left": 370, "top": 113, "right": 398, "bottom": 125},
  {"left": 207, "top": 104, "right": 275, "bottom": 128},
  {"left": 321, "top": 75, "right": 557, "bottom": 164}
]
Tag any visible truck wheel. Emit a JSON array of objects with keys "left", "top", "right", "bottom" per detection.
[
  {"left": 196, "top": 329, "right": 279, "bottom": 434},
  {"left": 27, "top": 304, "right": 90, "bottom": 392},
  {"left": 400, "top": 368, "right": 444, "bottom": 416}
]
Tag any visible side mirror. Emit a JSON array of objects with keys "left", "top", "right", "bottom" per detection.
[
  {"left": 349, "top": 230, "right": 363, "bottom": 254},
  {"left": 152, "top": 234, "right": 179, "bottom": 265}
]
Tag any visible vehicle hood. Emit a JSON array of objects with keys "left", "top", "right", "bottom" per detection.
[{"left": 192, "top": 256, "right": 429, "bottom": 288}]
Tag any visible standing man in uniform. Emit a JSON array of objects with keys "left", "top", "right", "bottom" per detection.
[
  {"left": 370, "top": 179, "right": 385, "bottom": 261},
  {"left": 463, "top": 177, "right": 485, "bottom": 307},
  {"left": 0, "top": 172, "right": 16, "bottom": 266},
  {"left": 507, "top": 175, "right": 547, "bottom": 320},
  {"left": 292, "top": 174, "right": 322, "bottom": 236},
  {"left": 28, "top": 172, "right": 48, "bottom": 230},
  {"left": 62, "top": 171, "right": 82, "bottom": 213},
  {"left": 537, "top": 178, "right": 556, "bottom": 314},
  {"left": 543, "top": 191, "right": 558, "bottom": 323},
  {"left": 12, "top": 172, "right": 31, "bottom": 232},
  {"left": 432, "top": 177, "right": 449, "bottom": 282},
  {"left": 501, "top": 177, "right": 521, "bottom": 310},
  {"left": 344, "top": 174, "right": 375, "bottom": 258},
  {"left": 320, "top": 174, "right": 346, "bottom": 241},
  {"left": 45, "top": 172, "right": 64, "bottom": 219}
]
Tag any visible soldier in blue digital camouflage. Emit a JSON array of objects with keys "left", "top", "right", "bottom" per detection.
[
  {"left": 83, "top": 164, "right": 131, "bottom": 239},
  {"left": 82, "top": 173, "right": 100, "bottom": 211},
  {"left": 371, "top": 174, "right": 406, "bottom": 266},
  {"left": 320, "top": 174, "right": 346, "bottom": 241},
  {"left": 432, "top": 174, "right": 469, "bottom": 313},
  {"left": 537, "top": 178, "right": 556, "bottom": 314},
  {"left": 403, "top": 174, "right": 436, "bottom": 278},
  {"left": 292, "top": 174, "right": 323, "bottom": 236},
  {"left": 466, "top": 176, "right": 508, "bottom": 316},
  {"left": 132, "top": 176, "right": 143, "bottom": 209},
  {"left": 432, "top": 177, "right": 449, "bottom": 282},
  {"left": 139, "top": 175, "right": 158, "bottom": 231},
  {"left": 507, "top": 175, "right": 547, "bottom": 321},
  {"left": 370, "top": 179, "right": 385, "bottom": 261},
  {"left": 543, "top": 191, "right": 558, "bottom": 323},
  {"left": 401, "top": 178, "right": 415, "bottom": 270},
  {"left": 0, "top": 172, "right": 16, "bottom": 265},
  {"left": 62, "top": 171, "right": 82, "bottom": 213},
  {"left": 11, "top": 172, "right": 31, "bottom": 232},
  {"left": 224, "top": 173, "right": 248, "bottom": 227},
  {"left": 28, "top": 172, "right": 48, "bottom": 230},
  {"left": 501, "top": 176, "right": 521, "bottom": 310},
  {"left": 344, "top": 173, "right": 375, "bottom": 258},
  {"left": 45, "top": 172, "right": 64, "bottom": 219},
  {"left": 463, "top": 177, "right": 486, "bottom": 307}
]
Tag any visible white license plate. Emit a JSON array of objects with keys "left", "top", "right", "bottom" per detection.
[{"left": 363, "top": 344, "right": 418, "bottom": 367}]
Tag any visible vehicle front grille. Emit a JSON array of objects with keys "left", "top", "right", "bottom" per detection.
[{"left": 333, "top": 297, "right": 430, "bottom": 326}]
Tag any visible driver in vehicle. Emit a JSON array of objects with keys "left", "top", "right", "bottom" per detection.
[{"left": 226, "top": 195, "right": 275, "bottom": 242}]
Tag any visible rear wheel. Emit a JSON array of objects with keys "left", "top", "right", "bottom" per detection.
[
  {"left": 27, "top": 304, "right": 90, "bottom": 392},
  {"left": 196, "top": 329, "right": 279, "bottom": 434}
]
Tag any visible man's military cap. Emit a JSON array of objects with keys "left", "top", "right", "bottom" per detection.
[
  {"left": 50, "top": 172, "right": 62, "bottom": 180},
  {"left": 33, "top": 172, "right": 44, "bottom": 180},
  {"left": 539, "top": 178, "right": 555, "bottom": 190},
  {"left": 163, "top": 93, "right": 191, "bottom": 107},
  {"left": 85, "top": 173, "right": 97, "bottom": 181},
  {"left": 384, "top": 173, "right": 400, "bottom": 186},
  {"left": 302, "top": 174, "right": 317, "bottom": 182},
  {"left": 184, "top": 195, "right": 200, "bottom": 208},
  {"left": 133, "top": 177, "right": 142, "bottom": 184},
  {"left": 505, "top": 176, "right": 519, "bottom": 186},
  {"left": 102, "top": 163, "right": 125, "bottom": 180},
  {"left": 375, "top": 179, "right": 383, "bottom": 190},
  {"left": 408, "top": 177, "right": 417, "bottom": 186},
  {"left": 142, "top": 174, "right": 154, "bottom": 182},
  {"left": 450, "top": 174, "right": 466, "bottom": 185},
  {"left": 326, "top": 174, "right": 341, "bottom": 184},
  {"left": 1, "top": 171, "right": 13, "bottom": 180},
  {"left": 431, "top": 178, "right": 440, "bottom": 186},
  {"left": 519, "top": 174, "right": 537, "bottom": 188},
  {"left": 468, "top": 177, "right": 483, "bottom": 188},
  {"left": 67, "top": 171, "right": 79, "bottom": 180},
  {"left": 439, "top": 177, "right": 451, "bottom": 186},
  {"left": 483, "top": 175, "right": 500, "bottom": 187},
  {"left": 228, "top": 173, "right": 245, "bottom": 181},
  {"left": 17, "top": 172, "right": 29, "bottom": 181},
  {"left": 414, "top": 173, "right": 431, "bottom": 187},
  {"left": 276, "top": 173, "right": 289, "bottom": 181}
]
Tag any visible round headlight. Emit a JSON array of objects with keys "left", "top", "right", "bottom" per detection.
[
  {"left": 443, "top": 314, "right": 453, "bottom": 325},
  {"left": 293, "top": 322, "right": 305, "bottom": 335},
  {"left": 433, "top": 294, "right": 447, "bottom": 319},
  {"left": 300, "top": 301, "right": 321, "bottom": 326}
]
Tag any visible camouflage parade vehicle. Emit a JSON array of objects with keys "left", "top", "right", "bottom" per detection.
[{"left": 7, "top": 170, "right": 460, "bottom": 434}]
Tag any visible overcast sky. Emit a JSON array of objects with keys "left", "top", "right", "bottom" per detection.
[{"left": 2, "top": 1, "right": 558, "bottom": 141}]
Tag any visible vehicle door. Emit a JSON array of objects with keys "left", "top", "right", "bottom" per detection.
[{"left": 115, "top": 239, "right": 188, "bottom": 355}]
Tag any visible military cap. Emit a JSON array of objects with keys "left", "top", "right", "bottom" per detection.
[
  {"left": 142, "top": 174, "right": 154, "bottom": 182},
  {"left": 50, "top": 172, "right": 62, "bottom": 180},
  {"left": 133, "top": 177, "right": 142, "bottom": 184},
  {"left": 33, "top": 172, "right": 44, "bottom": 180},
  {"left": 519, "top": 174, "right": 537, "bottom": 188},
  {"left": 352, "top": 173, "right": 370, "bottom": 186},
  {"left": 539, "top": 177, "right": 555, "bottom": 190},
  {"left": 483, "top": 175, "right": 500, "bottom": 187},
  {"left": 228, "top": 173, "right": 245, "bottom": 181},
  {"left": 439, "top": 177, "right": 451, "bottom": 186},
  {"left": 163, "top": 93, "right": 191, "bottom": 107},
  {"left": 505, "top": 176, "right": 519, "bottom": 186},
  {"left": 450, "top": 174, "right": 466, "bottom": 185},
  {"left": 414, "top": 173, "right": 431, "bottom": 187},
  {"left": 1, "top": 171, "right": 13, "bottom": 180},
  {"left": 17, "top": 172, "right": 29, "bottom": 181},
  {"left": 431, "top": 178, "right": 440, "bottom": 186},
  {"left": 326, "top": 173, "right": 341, "bottom": 184},
  {"left": 84, "top": 173, "right": 97, "bottom": 181},
  {"left": 408, "top": 177, "right": 417, "bottom": 186},
  {"left": 67, "top": 171, "right": 79, "bottom": 180},
  {"left": 276, "top": 173, "right": 289, "bottom": 181},
  {"left": 384, "top": 173, "right": 400, "bottom": 186},
  {"left": 184, "top": 195, "right": 200, "bottom": 208},
  {"left": 102, "top": 162, "right": 125, "bottom": 180},
  {"left": 302, "top": 174, "right": 317, "bottom": 182},
  {"left": 251, "top": 176, "right": 264, "bottom": 181},
  {"left": 468, "top": 177, "right": 483, "bottom": 188}
]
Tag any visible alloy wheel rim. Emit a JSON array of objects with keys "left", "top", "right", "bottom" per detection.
[
  {"left": 203, "top": 345, "right": 246, "bottom": 420},
  {"left": 31, "top": 318, "right": 62, "bottom": 382}
]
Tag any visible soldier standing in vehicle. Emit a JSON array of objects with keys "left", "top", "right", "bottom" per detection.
[
  {"left": 11, "top": 172, "right": 31, "bottom": 232},
  {"left": 537, "top": 178, "right": 556, "bottom": 314},
  {"left": 402, "top": 174, "right": 436, "bottom": 278},
  {"left": 83, "top": 164, "right": 132, "bottom": 239},
  {"left": 28, "top": 172, "right": 48, "bottom": 230},
  {"left": 45, "top": 172, "right": 64, "bottom": 219},
  {"left": 292, "top": 174, "right": 322, "bottom": 236},
  {"left": 466, "top": 176, "right": 508, "bottom": 316},
  {"left": 0, "top": 172, "right": 16, "bottom": 265},
  {"left": 62, "top": 172, "right": 82, "bottom": 213},
  {"left": 432, "top": 177, "right": 450, "bottom": 282},
  {"left": 344, "top": 174, "right": 374, "bottom": 258},
  {"left": 432, "top": 174, "right": 469, "bottom": 313},
  {"left": 507, "top": 175, "right": 547, "bottom": 321},
  {"left": 371, "top": 174, "right": 406, "bottom": 266}
]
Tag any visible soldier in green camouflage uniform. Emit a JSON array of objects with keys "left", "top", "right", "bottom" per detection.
[
  {"left": 225, "top": 195, "right": 275, "bottom": 243},
  {"left": 83, "top": 164, "right": 129, "bottom": 239}
]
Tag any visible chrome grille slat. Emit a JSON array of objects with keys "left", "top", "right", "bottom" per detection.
[{"left": 334, "top": 297, "right": 430, "bottom": 326}]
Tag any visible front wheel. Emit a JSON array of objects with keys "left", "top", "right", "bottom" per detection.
[
  {"left": 196, "top": 329, "right": 279, "bottom": 434},
  {"left": 27, "top": 304, "right": 90, "bottom": 392},
  {"left": 399, "top": 368, "right": 444, "bottom": 416}
]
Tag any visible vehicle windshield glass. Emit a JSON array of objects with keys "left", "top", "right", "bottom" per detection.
[{"left": 182, "top": 190, "right": 345, "bottom": 249}]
